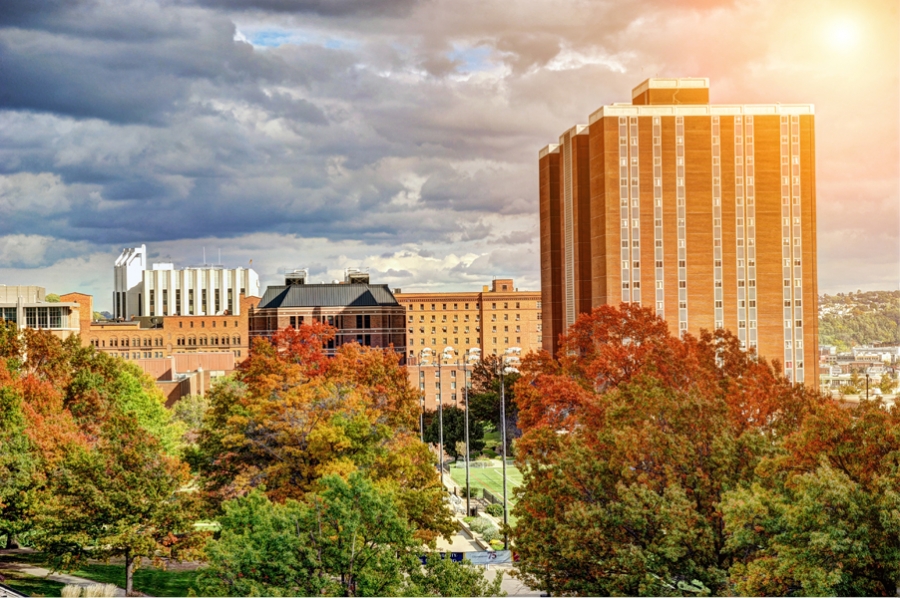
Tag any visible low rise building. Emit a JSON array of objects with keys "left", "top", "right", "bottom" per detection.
[
  {"left": 248, "top": 270, "right": 407, "bottom": 357},
  {"left": 0, "top": 286, "right": 83, "bottom": 340},
  {"left": 113, "top": 244, "right": 260, "bottom": 319},
  {"left": 393, "top": 279, "right": 541, "bottom": 410}
]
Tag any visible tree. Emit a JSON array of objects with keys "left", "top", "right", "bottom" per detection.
[
  {"left": 404, "top": 553, "right": 505, "bottom": 597},
  {"left": 35, "top": 413, "right": 204, "bottom": 595},
  {"left": 722, "top": 398, "right": 900, "bottom": 596},
  {"left": 880, "top": 372, "right": 896, "bottom": 394},
  {"left": 510, "top": 304, "right": 819, "bottom": 597},
  {"left": 468, "top": 355, "right": 520, "bottom": 452},
  {"left": 423, "top": 406, "right": 485, "bottom": 459},
  {"left": 44, "top": 294, "right": 60, "bottom": 303},
  {"left": 199, "top": 475, "right": 504, "bottom": 597},
  {"left": 197, "top": 325, "right": 455, "bottom": 544},
  {"left": 0, "top": 324, "right": 202, "bottom": 591}
]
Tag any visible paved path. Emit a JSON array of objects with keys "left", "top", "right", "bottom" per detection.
[{"left": 0, "top": 551, "right": 126, "bottom": 597}]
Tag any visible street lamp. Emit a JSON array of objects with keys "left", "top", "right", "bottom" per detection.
[
  {"left": 418, "top": 348, "right": 433, "bottom": 443},
  {"left": 461, "top": 348, "right": 479, "bottom": 515},
  {"left": 438, "top": 346, "right": 455, "bottom": 491},
  {"left": 499, "top": 347, "right": 521, "bottom": 550}
]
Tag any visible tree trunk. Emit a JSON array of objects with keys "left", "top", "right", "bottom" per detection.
[
  {"left": 125, "top": 548, "right": 134, "bottom": 596},
  {"left": 5, "top": 534, "right": 19, "bottom": 549}
]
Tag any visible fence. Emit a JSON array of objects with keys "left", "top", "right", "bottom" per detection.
[{"left": 483, "top": 488, "right": 503, "bottom": 506}]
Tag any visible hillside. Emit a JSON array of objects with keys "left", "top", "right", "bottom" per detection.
[{"left": 819, "top": 290, "right": 900, "bottom": 350}]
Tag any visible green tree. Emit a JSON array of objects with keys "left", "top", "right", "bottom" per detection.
[
  {"left": 44, "top": 294, "right": 60, "bottom": 303},
  {"left": 722, "top": 398, "right": 900, "bottom": 596},
  {"left": 423, "top": 406, "right": 485, "bottom": 459},
  {"left": 200, "top": 475, "right": 503, "bottom": 597},
  {"left": 403, "top": 553, "right": 505, "bottom": 597},
  {"left": 468, "top": 355, "right": 520, "bottom": 452},
  {"left": 35, "top": 414, "right": 203, "bottom": 595},
  {"left": 0, "top": 371, "right": 38, "bottom": 549}
]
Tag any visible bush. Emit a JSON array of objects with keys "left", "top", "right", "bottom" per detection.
[
  {"left": 464, "top": 485, "right": 482, "bottom": 499},
  {"left": 485, "top": 503, "right": 504, "bottom": 517},
  {"left": 489, "top": 539, "right": 505, "bottom": 550},
  {"left": 467, "top": 517, "right": 494, "bottom": 535},
  {"left": 480, "top": 527, "right": 499, "bottom": 542}
]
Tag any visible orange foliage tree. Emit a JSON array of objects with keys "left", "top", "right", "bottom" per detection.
[
  {"left": 511, "top": 304, "right": 821, "bottom": 596},
  {"left": 197, "top": 323, "right": 454, "bottom": 544}
]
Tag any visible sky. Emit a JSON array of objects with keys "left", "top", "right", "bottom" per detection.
[{"left": 0, "top": 0, "right": 897, "bottom": 311}]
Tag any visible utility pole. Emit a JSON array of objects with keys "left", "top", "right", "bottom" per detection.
[{"left": 499, "top": 359, "right": 509, "bottom": 550}]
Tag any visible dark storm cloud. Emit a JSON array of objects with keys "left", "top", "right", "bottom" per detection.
[
  {"left": 0, "top": 2, "right": 289, "bottom": 124},
  {"left": 187, "top": 0, "right": 423, "bottom": 17}
]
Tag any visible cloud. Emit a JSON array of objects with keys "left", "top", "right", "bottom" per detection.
[{"left": 0, "top": 0, "right": 895, "bottom": 307}]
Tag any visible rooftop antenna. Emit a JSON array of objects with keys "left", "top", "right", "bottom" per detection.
[
  {"left": 218, "top": 248, "right": 221, "bottom": 265},
  {"left": 203, "top": 247, "right": 206, "bottom": 265}
]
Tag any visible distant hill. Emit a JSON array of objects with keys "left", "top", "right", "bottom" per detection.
[{"left": 819, "top": 290, "right": 900, "bottom": 351}]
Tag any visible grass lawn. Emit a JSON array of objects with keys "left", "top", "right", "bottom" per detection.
[
  {"left": 0, "top": 553, "right": 201, "bottom": 598},
  {"left": 0, "top": 569, "right": 65, "bottom": 597},
  {"left": 71, "top": 564, "right": 201, "bottom": 597},
  {"left": 449, "top": 462, "right": 523, "bottom": 503}
]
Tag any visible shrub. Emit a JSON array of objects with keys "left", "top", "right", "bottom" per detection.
[
  {"left": 480, "top": 527, "right": 499, "bottom": 542},
  {"left": 485, "top": 503, "right": 504, "bottom": 517},
  {"left": 489, "top": 539, "right": 505, "bottom": 550},
  {"left": 465, "top": 485, "right": 482, "bottom": 499},
  {"left": 467, "top": 517, "right": 494, "bottom": 535}
]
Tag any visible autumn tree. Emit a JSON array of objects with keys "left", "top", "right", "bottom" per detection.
[
  {"left": 511, "top": 304, "right": 819, "bottom": 596},
  {"left": 35, "top": 414, "right": 203, "bottom": 595},
  {"left": 197, "top": 324, "right": 454, "bottom": 544},
  {"left": 0, "top": 324, "right": 202, "bottom": 592},
  {"left": 722, "top": 398, "right": 900, "bottom": 596}
]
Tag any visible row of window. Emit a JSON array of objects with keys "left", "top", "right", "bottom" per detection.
[
  {"left": 405, "top": 301, "right": 539, "bottom": 311},
  {"left": 412, "top": 336, "right": 524, "bottom": 346},
  {"left": 177, "top": 320, "right": 239, "bottom": 328},
  {"left": 90, "top": 335, "right": 242, "bottom": 348},
  {"left": 111, "top": 350, "right": 243, "bottom": 360}
]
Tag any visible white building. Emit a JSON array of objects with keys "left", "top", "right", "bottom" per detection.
[{"left": 113, "top": 246, "right": 260, "bottom": 319}]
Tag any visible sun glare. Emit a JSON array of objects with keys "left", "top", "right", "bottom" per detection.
[{"left": 827, "top": 19, "right": 860, "bottom": 50}]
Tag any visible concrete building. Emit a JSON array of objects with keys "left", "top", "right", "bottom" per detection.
[
  {"left": 393, "top": 279, "right": 541, "bottom": 410},
  {"left": 113, "top": 245, "right": 260, "bottom": 319},
  {"left": 249, "top": 269, "right": 407, "bottom": 357},
  {"left": 0, "top": 285, "right": 83, "bottom": 340},
  {"left": 540, "top": 78, "right": 818, "bottom": 386}
]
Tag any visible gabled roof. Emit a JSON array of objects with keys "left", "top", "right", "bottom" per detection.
[{"left": 257, "top": 284, "right": 400, "bottom": 309}]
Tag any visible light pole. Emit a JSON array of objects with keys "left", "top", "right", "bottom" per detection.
[
  {"left": 499, "top": 347, "right": 521, "bottom": 550},
  {"left": 462, "top": 348, "right": 479, "bottom": 515},
  {"left": 438, "top": 347, "right": 456, "bottom": 492},
  {"left": 418, "top": 348, "right": 432, "bottom": 445}
]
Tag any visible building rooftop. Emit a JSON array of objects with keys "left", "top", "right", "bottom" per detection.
[{"left": 257, "top": 284, "right": 401, "bottom": 309}]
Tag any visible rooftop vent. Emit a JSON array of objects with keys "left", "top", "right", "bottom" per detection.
[
  {"left": 285, "top": 269, "right": 308, "bottom": 285},
  {"left": 345, "top": 268, "right": 369, "bottom": 284}
]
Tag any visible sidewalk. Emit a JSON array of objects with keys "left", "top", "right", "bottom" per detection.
[{"left": 0, "top": 550, "right": 126, "bottom": 597}]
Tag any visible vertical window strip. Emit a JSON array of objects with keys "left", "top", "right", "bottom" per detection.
[
  {"left": 653, "top": 116, "right": 663, "bottom": 318},
  {"left": 791, "top": 114, "right": 803, "bottom": 383},
  {"left": 711, "top": 116, "right": 723, "bottom": 329},
  {"left": 780, "top": 115, "right": 792, "bottom": 380},
  {"left": 676, "top": 116, "right": 687, "bottom": 334},
  {"left": 745, "top": 116, "right": 757, "bottom": 349},
  {"left": 563, "top": 131, "right": 576, "bottom": 327},
  {"left": 734, "top": 115, "right": 747, "bottom": 349},
  {"left": 620, "top": 117, "right": 630, "bottom": 304},
  {"left": 629, "top": 116, "right": 640, "bottom": 305}
]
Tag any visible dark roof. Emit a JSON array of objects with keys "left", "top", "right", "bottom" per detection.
[{"left": 257, "top": 284, "right": 401, "bottom": 309}]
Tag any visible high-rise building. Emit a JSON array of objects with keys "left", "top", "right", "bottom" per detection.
[{"left": 540, "top": 78, "right": 818, "bottom": 386}]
